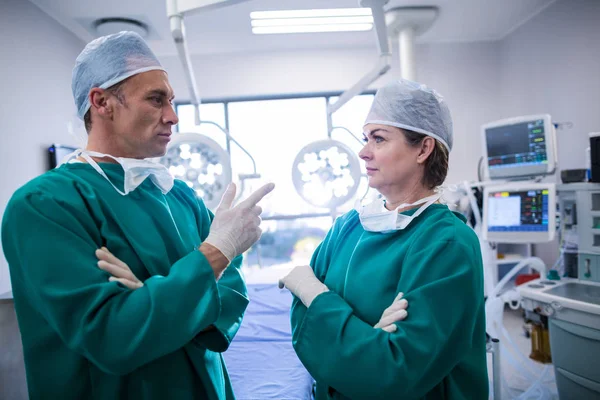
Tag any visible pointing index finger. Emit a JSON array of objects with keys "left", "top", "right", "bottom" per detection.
[{"left": 240, "top": 183, "right": 275, "bottom": 208}]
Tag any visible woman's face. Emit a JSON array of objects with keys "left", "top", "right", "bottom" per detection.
[{"left": 359, "top": 124, "right": 424, "bottom": 196}]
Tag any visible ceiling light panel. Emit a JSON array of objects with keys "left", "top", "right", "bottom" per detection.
[
  {"left": 252, "top": 24, "right": 373, "bottom": 34},
  {"left": 250, "top": 8, "right": 372, "bottom": 19},
  {"left": 251, "top": 16, "right": 373, "bottom": 27},
  {"left": 250, "top": 8, "right": 374, "bottom": 34}
]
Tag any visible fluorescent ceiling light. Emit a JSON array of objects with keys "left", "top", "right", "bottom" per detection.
[
  {"left": 252, "top": 24, "right": 373, "bottom": 35},
  {"left": 250, "top": 8, "right": 372, "bottom": 19},
  {"left": 250, "top": 8, "right": 374, "bottom": 34},
  {"left": 251, "top": 16, "right": 373, "bottom": 27}
]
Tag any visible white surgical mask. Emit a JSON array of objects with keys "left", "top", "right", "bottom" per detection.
[
  {"left": 62, "top": 149, "right": 174, "bottom": 196},
  {"left": 355, "top": 193, "right": 441, "bottom": 233}
]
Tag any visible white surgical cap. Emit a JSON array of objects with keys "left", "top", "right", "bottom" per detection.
[
  {"left": 72, "top": 31, "right": 165, "bottom": 120},
  {"left": 364, "top": 79, "right": 453, "bottom": 152}
]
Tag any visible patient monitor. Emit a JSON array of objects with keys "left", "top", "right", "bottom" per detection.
[
  {"left": 483, "top": 182, "right": 556, "bottom": 243},
  {"left": 482, "top": 114, "right": 557, "bottom": 180}
]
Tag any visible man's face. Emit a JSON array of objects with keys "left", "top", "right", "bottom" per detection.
[{"left": 108, "top": 70, "right": 178, "bottom": 158}]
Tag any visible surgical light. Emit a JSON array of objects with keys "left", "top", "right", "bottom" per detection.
[
  {"left": 160, "top": 132, "right": 232, "bottom": 209},
  {"left": 292, "top": 140, "right": 361, "bottom": 208}
]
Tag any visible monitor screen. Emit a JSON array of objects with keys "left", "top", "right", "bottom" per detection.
[
  {"left": 47, "top": 144, "right": 77, "bottom": 170},
  {"left": 482, "top": 114, "right": 556, "bottom": 180},
  {"left": 483, "top": 183, "right": 556, "bottom": 243}
]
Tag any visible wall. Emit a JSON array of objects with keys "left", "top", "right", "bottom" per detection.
[
  {"left": 500, "top": 0, "right": 600, "bottom": 172},
  {"left": 416, "top": 42, "right": 503, "bottom": 185},
  {"left": 499, "top": 0, "right": 600, "bottom": 265},
  {"left": 0, "top": 0, "right": 84, "bottom": 295}
]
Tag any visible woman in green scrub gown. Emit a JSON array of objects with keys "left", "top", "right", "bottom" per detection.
[{"left": 279, "top": 80, "right": 489, "bottom": 400}]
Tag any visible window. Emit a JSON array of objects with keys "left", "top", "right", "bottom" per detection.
[{"left": 227, "top": 97, "right": 330, "bottom": 267}]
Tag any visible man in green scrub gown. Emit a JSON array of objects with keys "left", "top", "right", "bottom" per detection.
[
  {"left": 279, "top": 80, "right": 488, "bottom": 399},
  {"left": 1, "top": 31, "right": 273, "bottom": 399}
]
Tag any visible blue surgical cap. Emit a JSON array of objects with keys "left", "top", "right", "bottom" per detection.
[
  {"left": 72, "top": 31, "right": 165, "bottom": 120},
  {"left": 364, "top": 79, "right": 453, "bottom": 152}
]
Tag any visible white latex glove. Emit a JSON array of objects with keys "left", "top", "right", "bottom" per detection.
[
  {"left": 278, "top": 265, "right": 329, "bottom": 308},
  {"left": 374, "top": 292, "right": 409, "bottom": 333},
  {"left": 96, "top": 247, "right": 143, "bottom": 290},
  {"left": 204, "top": 182, "right": 275, "bottom": 262}
]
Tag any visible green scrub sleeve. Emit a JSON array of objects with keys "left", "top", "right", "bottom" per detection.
[
  {"left": 2, "top": 192, "right": 223, "bottom": 376},
  {"left": 291, "top": 239, "right": 480, "bottom": 399},
  {"left": 193, "top": 253, "right": 249, "bottom": 352}
]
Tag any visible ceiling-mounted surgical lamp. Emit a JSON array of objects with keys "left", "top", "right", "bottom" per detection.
[
  {"left": 285, "top": 0, "right": 388, "bottom": 210},
  {"left": 166, "top": 1, "right": 263, "bottom": 208},
  {"left": 292, "top": 140, "right": 362, "bottom": 209},
  {"left": 160, "top": 120, "right": 260, "bottom": 209},
  {"left": 160, "top": 132, "right": 232, "bottom": 209},
  {"left": 315, "top": 3, "right": 438, "bottom": 209}
]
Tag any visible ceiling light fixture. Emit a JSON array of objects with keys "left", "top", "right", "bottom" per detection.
[
  {"left": 251, "top": 16, "right": 373, "bottom": 27},
  {"left": 94, "top": 17, "right": 149, "bottom": 38},
  {"left": 250, "top": 8, "right": 373, "bottom": 34},
  {"left": 250, "top": 8, "right": 372, "bottom": 19},
  {"left": 253, "top": 24, "right": 373, "bottom": 34}
]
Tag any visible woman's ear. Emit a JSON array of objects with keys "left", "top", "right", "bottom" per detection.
[{"left": 416, "top": 137, "right": 435, "bottom": 164}]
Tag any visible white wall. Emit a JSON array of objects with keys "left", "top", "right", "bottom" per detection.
[
  {"left": 161, "top": 47, "right": 379, "bottom": 100},
  {"left": 0, "top": 0, "right": 84, "bottom": 295},
  {"left": 416, "top": 42, "right": 502, "bottom": 185},
  {"left": 499, "top": 0, "right": 600, "bottom": 266},
  {"left": 161, "top": 41, "right": 503, "bottom": 187},
  {"left": 500, "top": 0, "right": 600, "bottom": 172}
]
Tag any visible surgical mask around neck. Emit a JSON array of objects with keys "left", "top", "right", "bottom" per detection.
[
  {"left": 355, "top": 193, "right": 441, "bottom": 233},
  {"left": 63, "top": 149, "right": 174, "bottom": 196}
]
